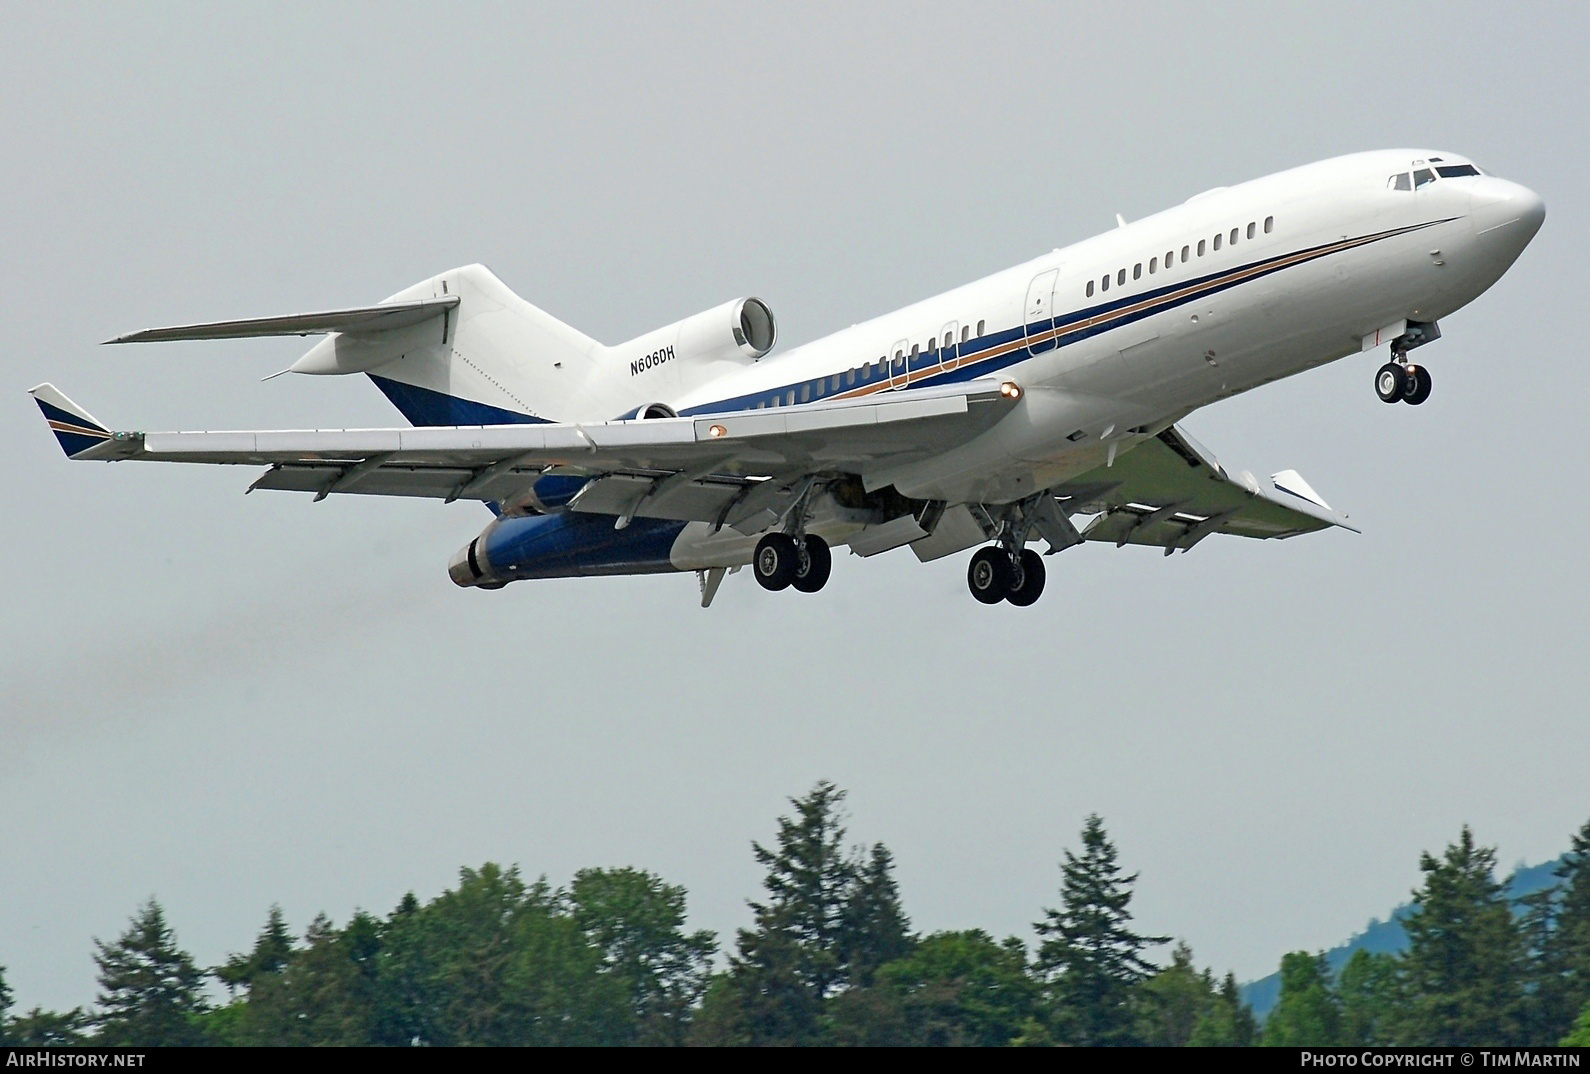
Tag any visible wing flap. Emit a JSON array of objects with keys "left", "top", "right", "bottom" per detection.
[{"left": 1063, "top": 426, "right": 1356, "bottom": 552}]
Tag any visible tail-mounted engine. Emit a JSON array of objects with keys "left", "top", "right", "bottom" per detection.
[{"left": 610, "top": 297, "right": 776, "bottom": 409}]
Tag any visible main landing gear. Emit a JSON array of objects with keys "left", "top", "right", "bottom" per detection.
[
  {"left": 1375, "top": 360, "right": 1433, "bottom": 405},
  {"left": 753, "top": 532, "right": 832, "bottom": 594},
  {"left": 967, "top": 546, "right": 1046, "bottom": 607}
]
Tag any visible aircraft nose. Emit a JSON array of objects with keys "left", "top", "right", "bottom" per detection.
[{"left": 1470, "top": 178, "right": 1546, "bottom": 250}]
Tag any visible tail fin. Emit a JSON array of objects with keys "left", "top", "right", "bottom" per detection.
[
  {"left": 30, "top": 383, "right": 113, "bottom": 458},
  {"left": 344, "top": 265, "right": 606, "bottom": 427},
  {"left": 100, "top": 263, "right": 612, "bottom": 428}
]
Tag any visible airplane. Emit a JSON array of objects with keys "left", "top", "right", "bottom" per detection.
[{"left": 31, "top": 150, "right": 1544, "bottom": 608}]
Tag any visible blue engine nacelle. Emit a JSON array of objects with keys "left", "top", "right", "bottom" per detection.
[{"left": 448, "top": 511, "right": 687, "bottom": 588}]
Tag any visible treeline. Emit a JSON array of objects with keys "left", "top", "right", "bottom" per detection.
[{"left": 2, "top": 782, "right": 1589, "bottom": 1047}]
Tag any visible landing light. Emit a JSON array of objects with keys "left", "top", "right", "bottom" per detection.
[
  {"left": 1000, "top": 381, "right": 1023, "bottom": 400},
  {"left": 708, "top": 424, "right": 727, "bottom": 438}
]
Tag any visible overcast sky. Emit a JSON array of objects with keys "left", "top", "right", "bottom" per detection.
[{"left": 3, "top": 2, "right": 1586, "bottom": 1011}]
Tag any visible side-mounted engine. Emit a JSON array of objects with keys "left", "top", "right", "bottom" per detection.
[{"left": 608, "top": 297, "right": 776, "bottom": 415}]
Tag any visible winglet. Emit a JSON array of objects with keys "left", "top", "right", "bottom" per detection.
[{"left": 29, "top": 383, "right": 113, "bottom": 458}]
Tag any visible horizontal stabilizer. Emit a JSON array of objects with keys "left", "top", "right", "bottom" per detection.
[
  {"left": 30, "top": 383, "right": 112, "bottom": 458},
  {"left": 104, "top": 296, "right": 460, "bottom": 344}
]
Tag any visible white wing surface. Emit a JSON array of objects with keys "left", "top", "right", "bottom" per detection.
[{"left": 31, "top": 379, "right": 1019, "bottom": 524}]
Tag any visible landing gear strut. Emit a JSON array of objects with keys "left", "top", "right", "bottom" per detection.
[{"left": 966, "top": 497, "right": 1058, "bottom": 607}]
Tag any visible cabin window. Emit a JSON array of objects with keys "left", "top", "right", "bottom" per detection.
[
  {"left": 1182, "top": 244, "right": 1191, "bottom": 260},
  {"left": 1213, "top": 233, "right": 1222, "bottom": 251},
  {"left": 961, "top": 325, "right": 970, "bottom": 343},
  {"left": 1116, "top": 268, "right": 1126, "bottom": 286},
  {"left": 846, "top": 369, "right": 856, "bottom": 386},
  {"left": 1247, "top": 221, "right": 1256, "bottom": 240},
  {"left": 787, "top": 390, "right": 796, "bottom": 405},
  {"left": 1086, "top": 279, "right": 1095, "bottom": 297},
  {"left": 860, "top": 364, "right": 871, "bottom": 381},
  {"left": 976, "top": 319, "right": 985, "bottom": 335},
  {"left": 1101, "top": 274, "right": 1110, "bottom": 292},
  {"left": 943, "top": 331, "right": 953, "bottom": 348},
  {"left": 1133, "top": 263, "right": 1142, "bottom": 280},
  {"left": 1264, "top": 216, "right": 1274, "bottom": 233},
  {"left": 910, "top": 343, "right": 920, "bottom": 359},
  {"left": 1149, "top": 256, "right": 1157, "bottom": 274},
  {"left": 1166, "top": 250, "right": 1174, "bottom": 266},
  {"left": 1197, "top": 239, "right": 1206, "bottom": 256},
  {"left": 1230, "top": 227, "right": 1239, "bottom": 245}
]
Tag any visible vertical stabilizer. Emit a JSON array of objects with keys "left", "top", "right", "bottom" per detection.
[{"left": 292, "top": 265, "right": 610, "bottom": 426}]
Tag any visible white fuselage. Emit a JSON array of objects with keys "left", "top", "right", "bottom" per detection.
[{"left": 647, "top": 149, "right": 1540, "bottom": 510}]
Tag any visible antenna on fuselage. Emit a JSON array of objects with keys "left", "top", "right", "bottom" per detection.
[{"left": 1116, "top": 213, "right": 1128, "bottom": 228}]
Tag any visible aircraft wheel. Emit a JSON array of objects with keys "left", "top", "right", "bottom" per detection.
[
  {"left": 1375, "top": 362, "right": 1408, "bottom": 404},
  {"left": 791, "top": 535, "right": 832, "bottom": 593},
  {"left": 967, "top": 547, "right": 1012, "bottom": 604},
  {"left": 754, "top": 533, "right": 799, "bottom": 591},
  {"left": 1005, "top": 549, "right": 1046, "bottom": 607},
  {"left": 1402, "top": 364, "right": 1432, "bottom": 405}
]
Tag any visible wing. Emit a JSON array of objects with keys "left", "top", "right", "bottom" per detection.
[
  {"left": 30, "top": 378, "right": 1021, "bottom": 527},
  {"left": 1058, "top": 426, "right": 1357, "bottom": 552}
]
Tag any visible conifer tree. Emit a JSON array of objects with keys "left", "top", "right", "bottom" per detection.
[
  {"left": 1261, "top": 951, "right": 1341, "bottom": 1046},
  {"left": 1034, "top": 814, "right": 1169, "bottom": 1045},
  {"left": 1538, "top": 818, "right": 1590, "bottom": 1042},
  {"left": 215, "top": 905, "right": 294, "bottom": 998},
  {"left": 1188, "top": 972, "right": 1257, "bottom": 1046},
  {"left": 8, "top": 1008, "right": 89, "bottom": 1046},
  {"left": 93, "top": 899, "right": 208, "bottom": 1046},
  {"left": 1397, "top": 826, "right": 1525, "bottom": 1045},
  {"left": 841, "top": 843, "right": 913, "bottom": 988},
  {"left": 0, "top": 963, "right": 12, "bottom": 1045},
  {"left": 727, "top": 781, "right": 857, "bottom": 1044}
]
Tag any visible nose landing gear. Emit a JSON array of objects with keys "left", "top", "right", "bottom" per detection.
[
  {"left": 1374, "top": 321, "right": 1440, "bottom": 405},
  {"left": 1376, "top": 360, "right": 1434, "bottom": 405}
]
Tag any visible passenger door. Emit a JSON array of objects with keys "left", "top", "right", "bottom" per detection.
[{"left": 1023, "top": 268, "right": 1059, "bottom": 354}]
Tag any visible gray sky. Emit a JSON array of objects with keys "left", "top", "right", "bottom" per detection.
[{"left": 3, "top": 2, "right": 1586, "bottom": 1011}]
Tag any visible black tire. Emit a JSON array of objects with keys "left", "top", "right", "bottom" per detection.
[
  {"left": 967, "top": 547, "right": 1012, "bottom": 604},
  {"left": 791, "top": 535, "right": 832, "bottom": 593},
  {"left": 1403, "top": 364, "right": 1432, "bottom": 405},
  {"left": 753, "top": 533, "right": 799, "bottom": 591},
  {"left": 1375, "top": 362, "right": 1408, "bottom": 404},
  {"left": 1006, "top": 549, "right": 1046, "bottom": 606}
]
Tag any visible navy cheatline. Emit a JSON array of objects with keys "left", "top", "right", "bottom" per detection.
[{"left": 679, "top": 218, "right": 1454, "bottom": 417}]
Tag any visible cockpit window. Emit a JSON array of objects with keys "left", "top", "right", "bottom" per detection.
[
  {"left": 1436, "top": 164, "right": 1480, "bottom": 179},
  {"left": 1413, "top": 168, "right": 1436, "bottom": 189},
  {"left": 1389, "top": 173, "right": 1412, "bottom": 191}
]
